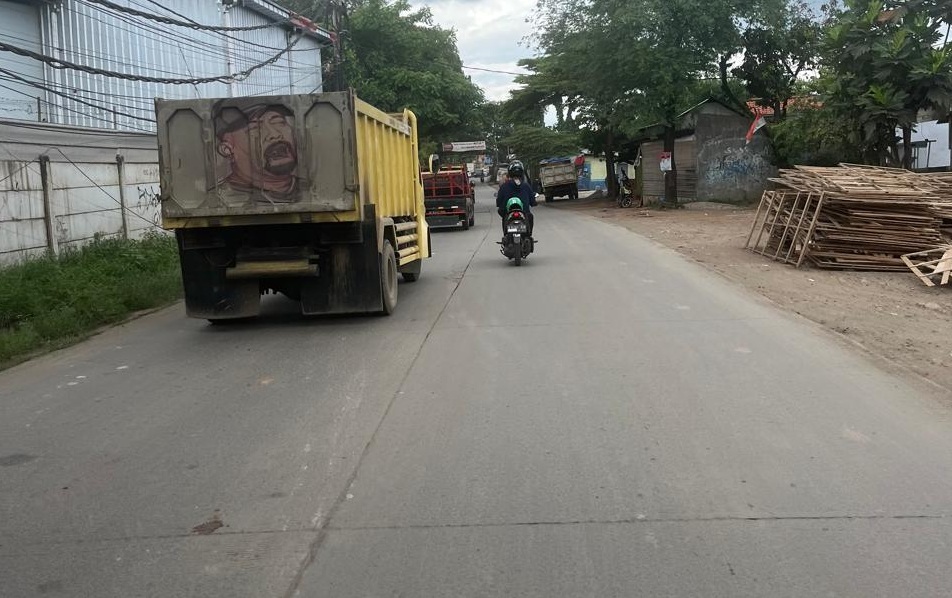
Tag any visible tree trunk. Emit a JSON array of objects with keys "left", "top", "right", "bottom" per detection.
[
  {"left": 718, "top": 55, "right": 744, "bottom": 112},
  {"left": 605, "top": 127, "right": 617, "bottom": 198},
  {"left": 902, "top": 125, "right": 913, "bottom": 170},
  {"left": 663, "top": 125, "right": 677, "bottom": 208},
  {"left": 554, "top": 99, "right": 565, "bottom": 129}
]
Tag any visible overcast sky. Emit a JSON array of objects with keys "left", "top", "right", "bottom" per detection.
[
  {"left": 411, "top": 0, "right": 828, "bottom": 103},
  {"left": 410, "top": 0, "right": 538, "bottom": 102}
]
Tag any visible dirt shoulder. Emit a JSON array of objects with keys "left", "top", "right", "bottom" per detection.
[{"left": 555, "top": 197, "right": 952, "bottom": 393}]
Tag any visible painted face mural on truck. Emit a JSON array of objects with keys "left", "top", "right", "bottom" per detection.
[{"left": 213, "top": 103, "right": 303, "bottom": 207}]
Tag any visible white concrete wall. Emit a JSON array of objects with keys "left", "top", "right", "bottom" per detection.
[{"left": 0, "top": 121, "right": 161, "bottom": 265}]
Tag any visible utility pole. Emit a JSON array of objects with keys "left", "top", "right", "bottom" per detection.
[{"left": 325, "top": 1, "right": 347, "bottom": 92}]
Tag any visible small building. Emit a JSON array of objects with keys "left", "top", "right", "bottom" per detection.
[
  {"left": 577, "top": 153, "right": 608, "bottom": 191},
  {"left": 635, "top": 99, "right": 776, "bottom": 204}
]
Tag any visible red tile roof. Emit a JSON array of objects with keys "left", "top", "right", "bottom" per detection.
[{"left": 746, "top": 96, "right": 822, "bottom": 117}]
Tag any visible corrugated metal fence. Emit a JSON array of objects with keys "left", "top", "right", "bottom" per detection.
[
  {"left": 0, "top": 120, "right": 161, "bottom": 265},
  {"left": 31, "top": 0, "right": 325, "bottom": 132}
]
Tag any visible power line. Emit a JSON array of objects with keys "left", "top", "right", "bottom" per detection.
[
  {"left": 0, "top": 36, "right": 301, "bottom": 85},
  {"left": 84, "top": 0, "right": 294, "bottom": 32},
  {"left": 0, "top": 68, "right": 155, "bottom": 124},
  {"left": 0, "top": 155, "right": 37, "bottom": 186},
  {"left": 50, "top": 147, "right": 162, "bottom": 229},
  {"left": 462, "top": 65, "right": 528, "bottom": 76},
  {"left": 0, "top": 62, "right": 320, "bottom": 111},
  {"left": 7, "top": 1, "right": 312, "bottom": 85},
  {"left": 72, "top": 0, "right": 323, "bottom": 68},
  {"left": 0, "top": 82, "right": 155, "bottom": 133},
  {"left": 0, "top": 28, "right": 236, "bottom": 83},
  {"left": 135, "top": 0, "right": 328, "bottom": 53}
]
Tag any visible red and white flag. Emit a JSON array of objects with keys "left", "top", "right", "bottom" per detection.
[{"left": 745, "top": 116, "right": 768, "bottom": 144}]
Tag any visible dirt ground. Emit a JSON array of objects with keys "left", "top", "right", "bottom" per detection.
[{"left": 556, "top": 197, "right": 952, "bottom": 393}]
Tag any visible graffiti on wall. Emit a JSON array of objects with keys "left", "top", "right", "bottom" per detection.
[
  {"left": 213, "top": 103, "right": 303, "bottom": 207},
  {"left": 136, "top": 184, "right": 162, "bottom": 226},
  {"left": 699, "top": 140, "right": 775, "bottom": 201},
  {"left": 704, "top": 147, "right": 765, "bottom": 183}
]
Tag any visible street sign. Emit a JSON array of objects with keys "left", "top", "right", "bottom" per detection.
[{"left": 442, "top": 141, "right": 487, "bottom": 152}]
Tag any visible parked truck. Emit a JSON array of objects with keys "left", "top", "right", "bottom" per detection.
[
  {"left": 156, "top": 92, "right": 430, "bottom": 321},
  {"left": 539, "top": 156, "right": 579, "bottom": 202},
  {"left": 422, "top": 166, "right": 476, "bottom": 230}
]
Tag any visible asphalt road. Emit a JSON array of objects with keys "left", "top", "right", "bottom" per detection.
[{"left": 2, "top": 185, "right": 951, "bottom": 597}]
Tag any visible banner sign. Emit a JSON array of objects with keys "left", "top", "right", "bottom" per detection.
[{"left": 442, "top": 141, "right": 487, "bottom": 152}]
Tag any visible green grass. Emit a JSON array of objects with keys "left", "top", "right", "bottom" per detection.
[{"left": 0, "top": 232, "right": 182, "bottom": 367}]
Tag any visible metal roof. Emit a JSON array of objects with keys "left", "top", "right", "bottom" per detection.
[{"left": 238, "top": 0, "right": 335, "bottom": 43}]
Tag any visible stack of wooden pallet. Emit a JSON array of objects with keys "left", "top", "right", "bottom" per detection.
[{"left": 747, "top": 164, "right": 952, "bottom": 270}]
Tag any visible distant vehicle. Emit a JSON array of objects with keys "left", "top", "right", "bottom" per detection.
[
  {"left": 538, "top": 156, "right": 579, "bottom": 202},
  {"left": 422, "top": 166, "right": 476, "bottom": 230}
]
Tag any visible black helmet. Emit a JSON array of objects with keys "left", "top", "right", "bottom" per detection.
[{"left": 508, "top": 160, "right": 525, "bottom": 179}]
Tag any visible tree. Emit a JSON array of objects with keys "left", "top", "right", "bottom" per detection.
[
  {"left": 533, "top": 0, "right": 779, "bottom": 204},
  {"left": 343, "top": 0, "right": 484, "bottom": 145},
  {"left": 824, "top": 0, "right": 952, "bottom": 167},
  {"left": 732, "top": 1, "right": 823, "bottom": 119},
  {"left": 278, "top": 0, "right": 485, "bottom": 154},
  {"left": 770, "top": 100, "right": 864, "bottom": 166}
]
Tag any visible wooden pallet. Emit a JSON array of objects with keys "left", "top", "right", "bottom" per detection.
[
  {"left": 763, "top": 164, "right": 952, "bottom": 271},
  {"left": 901, "top": 245, "right": 952, "bottom": 286},
  {"left": 745, "top": 189, "right": 824, "bottom": 267}
]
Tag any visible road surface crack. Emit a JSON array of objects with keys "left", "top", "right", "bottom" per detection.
[{"left": 281, "top": 224, "right": 492, "bottom": 598}]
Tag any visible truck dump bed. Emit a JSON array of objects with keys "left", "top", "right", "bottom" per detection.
[
  {"left": 422, "top": 168, "right": 471, "bottom": 198},
  {"left": 539, "top": 158, "right": 578, "bottom": 188},
  {"left": 156, "top": 91, "right": 426, "bottom": 238}
]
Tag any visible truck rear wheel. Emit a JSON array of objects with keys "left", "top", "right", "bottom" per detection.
[{"left": 380, "top": 240, "right": 398, "bottom": 315}]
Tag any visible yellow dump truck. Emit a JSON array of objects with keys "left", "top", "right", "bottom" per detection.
[{"left": 155, "top": 91, "right": 429, "bottom": 320}]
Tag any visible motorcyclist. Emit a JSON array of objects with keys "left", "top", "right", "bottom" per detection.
[{"left": 495, "top": 160, "right": 537, "bottom": 235}]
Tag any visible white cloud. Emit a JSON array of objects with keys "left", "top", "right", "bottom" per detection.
[{"left": 412, "top": 0, "right": 537, "bottom": 101}]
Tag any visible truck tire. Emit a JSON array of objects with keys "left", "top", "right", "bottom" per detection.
[
  {"left": 545, "top": 193, "right": 554, "bottom": 203},
  {"left": 380, "top": 240, "right": 398, "bottom": 315},
  {"left": 461, "top": 216, "right": 470, "bottom": 231}
]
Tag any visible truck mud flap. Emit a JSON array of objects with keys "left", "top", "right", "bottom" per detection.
[
  {"left": 300, "top": 219, "right": 383, "bottom": 315},
  {"left": 178, "top": 247, "right": 260, "bottom": 320}
]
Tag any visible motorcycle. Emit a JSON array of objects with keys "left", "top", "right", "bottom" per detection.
[
  {"left": 498, "top": 198, "right": 534, "bottom": 266},
  {"left": 617, "top": 177, "right": 634, "bottom": 208}
]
